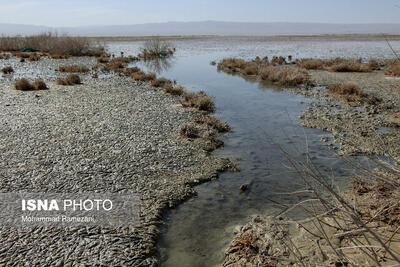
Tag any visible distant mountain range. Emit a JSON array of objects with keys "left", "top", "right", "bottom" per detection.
[{"left": 1, "top": 21, "right": 400, "bottom": 36}]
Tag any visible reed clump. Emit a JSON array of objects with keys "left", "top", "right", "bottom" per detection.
[
  {"left": 327, "top": 82, "right": 379, "bottom": 104},
  {"left": 15, "top": 78, "right": 48, "bottom": 90},
  {"left": 258, "top": 66, "right": 312, "bottom": 86}
]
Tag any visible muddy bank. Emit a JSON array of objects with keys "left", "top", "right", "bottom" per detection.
[
  {"left": 0, "top": 57, "right": 229, "bottom": 265},
  {"left": 218, "top": 58, "right": 400, "bottom": 266}
]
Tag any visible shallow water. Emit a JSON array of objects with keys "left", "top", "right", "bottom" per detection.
[{"left": 107, "top": 37, "right": 398, "bottom": 266}]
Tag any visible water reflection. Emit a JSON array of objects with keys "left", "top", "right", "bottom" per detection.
[{"left": 137, "top": 56, "right": 176, "bottom": 74}]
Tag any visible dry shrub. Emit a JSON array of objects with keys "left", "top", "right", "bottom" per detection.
[
  {"left": 150, "top": 77, "right": 171, "bottom": 87},
  {"left": 181, "top": 91, "right": 215, "bottom": 112},
  {"left": 194, "top": 116, "right": 231, "bottom": 133},
  {"left": 258, "top": 66, "right": 311, "bottom": 86},
  {"left": 15, "top": 78, "right": 48, "bottom": 90},
  {"left": 163, "top": 84, "right": 184, "bottom": 95},
  {"left": 384, "top": 58, "right": 399, "bottom": 66},
  {"left": 56, "top": 74, "right": 81, "bottom": 86},
  {"left": 28, "top": 53, "right": 40, "bottom": 61},
  {"left": 58, "top": 65, "right": 89, "bottom": 73},
  {"left": 297, "top": 58, "right": 325, "bottom": 70},
  {"left": 1, "top": 66, "right": 13, "bottom": 74},
  {"left": 0, "top": 33, "right": 104, "bottom": 56},
  {"left": 32, "top": 80, "right": 48, "bottom": 90},
  {"left": 385, "top": 62, "right": 400, "bottom": 77},
  {"left": 138, "top": 39, "right": 175, "bottom": 59},
  {"left": 131, "top": 71, "right": 156, "bottom": 82}
]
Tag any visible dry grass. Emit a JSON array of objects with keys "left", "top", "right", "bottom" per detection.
[
  {"left": 329, "top": 60, "right": 371, "bottom": 72},
  {"left": 179, "top": 123, "right": 201, "bottom": 139},
  {"left": 194, "top": 116, "right": 231, "bottom": 133},
  {"left": 385, "top": 62, "right": 400, "bottom": 77},
  {"left": 32, "top": 80, "right": 48, "bottom": 90},
  {"left": 163, "top": 84, "right": 184, "bottom": 95},
  {"left": 138, "top": 39, "right": 175, "bottom": 59},
  {"left": 258, "top": 66, "right": 312, "bottom": 86},
  {"left": 0, "top": 33, "right": 104, "bottom": 56},
  {"left": 119, "top": 67, "right": 141, "bottom": 76},
  {"left": 1, "top": 66, "right": 14, "bottom": 74},
  {"left": 131, "top": 71, "right": 156, "bottom": 82},
  {"left": 327, "top": 82, "right": 379, "bottom": 104},
  {"left": 57, "top": 65, "right": 89, "bottom": 73},
  {"left": 218, "top": 57, "right": 312, "bottom": 86},
  {"left": 56, "top": 74, "right": 81, "bottom": 86},
  {"left": 150, "top": 77, "right": 171, "bottom": 88},
  {"left": 297, "top": 58, "right": 325, "bottom": 70},
  {"left": 15, "top": 78, "right": 48, "bottom": 90},
  {"left": 181, "top": 91, "right": 215, "bottom": 112},
  {"left": 97, "top": 55, "right": 110, "bottom": 63},
  {"left": 368, "top": 59, "right": 381, "bottom": 70}
]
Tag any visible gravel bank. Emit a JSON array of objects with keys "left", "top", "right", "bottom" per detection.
[{"left": 0, "top": 57, "right": 229, "bottom": 266}]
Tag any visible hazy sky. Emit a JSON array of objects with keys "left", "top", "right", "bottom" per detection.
[{"left": 1, "top": 0, "right": 400, "bottom": 27}]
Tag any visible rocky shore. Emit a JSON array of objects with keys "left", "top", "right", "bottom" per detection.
[{"left": 0, "top": 56, "right": 229, "bottom": 265}]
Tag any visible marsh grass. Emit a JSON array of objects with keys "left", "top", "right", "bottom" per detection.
[
  {"left": 385, "top": 62, "right": 400, "bottom": 77},
  {"left": 150, "top": 77, "right": 172, "bottom": 88},
  {"left": 131, "top": 71, "right": 156, "bottom": 82}
]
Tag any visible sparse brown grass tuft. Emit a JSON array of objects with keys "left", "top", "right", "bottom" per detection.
[
  {"left": 131, "top": 71, "right": 156, "bottom": 82},
  {"left": 97, "top": 55, "right": 110, "bottom": 63},
  {"left": 150, "top": 77, "right": 171, "bottom": 87},
  {"left": 1, "top": 66, "right": 14, "bottom": 74},
  {"left": 56, "top": 74, "right": 81, "bottom": 86},
  {"left": 58, "top": 65, "right": 89, "bottom": 73},
  {"left": 163, "top": 84, "right": 184, "bottom": 95},
  {"left": 15, "top": 78, "right": 48, "bottom": 90},
  {"left": 181, "top": 91, "right": 215, "bottom": 112},
  {"left": 218, "top": 58, "right": 248, "bottom": 72},
  {"left": 368, "top": 59, "right": 380, "bottom": 70}
]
